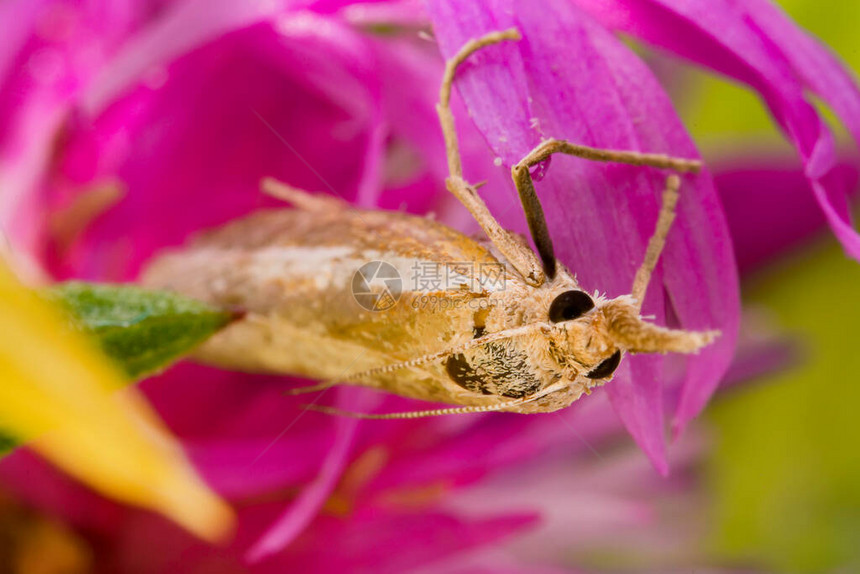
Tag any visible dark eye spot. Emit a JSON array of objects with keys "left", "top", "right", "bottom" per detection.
[
  {"left": 585, "top": 350, "right": 622, "bottom": 379},
  {"left": 446, "top": 354, "right": 490, "bottom": 394},
  {"left": 548, "top": 290, "right": 595, "bottom": 323}
]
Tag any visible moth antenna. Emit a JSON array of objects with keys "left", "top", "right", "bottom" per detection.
[
  {"left": 350, "top": 322, "right": 552, "bottom": 380},
  {"left": 305, "top": 381, "right": 568, "bottom": 419}
]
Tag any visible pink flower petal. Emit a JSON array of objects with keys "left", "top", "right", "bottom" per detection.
[
  {"left": 0, "top": 0, "right": 128, "bottom": 267},
  {"left": 279, "top": 512, "right": 537, "bottom": 573},
  {"left": 367, "top": 31, "right": 510, "bottom": 217},
  {"left": 137, "top": 365, "right": 341, "bottom": 498},
  {"left": 741, "top": 0, "right": 860, "bottom": 155},
  {"left": 245, "top": 388, "right": 363, "bottom": 563},
  {"left": 0, "top": 1, "right": 43, "bottom": 86},
  {"left": 424, "top": 0, "right": 537, "bottom": 165},
  {"left": 572, "top": 0, "right": 860, "bottom": 261},
  {"left": 714, "top": 156, "right": 859, "bottom": 274},
  {"left": 48, "top": 21, "right": 382, "bottom": 280},
  {"left": 81, "top": 0, "right": 285, "bottom": 114},
  {"left": 427, "top": 0, "right": 739, "bottom": 471}
]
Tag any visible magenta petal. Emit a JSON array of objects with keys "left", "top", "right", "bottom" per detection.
[
  {"left": 714, "top": 156, "right": 859, "bottom": 274},
  {"left": 368, "top": 36, "right": 451, "bottom": 213},
  {"left": 740, "top": 0, "right": 860, "bottom": 153},
  {"left": 281, "top": 511, "right": 537, "bottom": 573},
  {"left": 136, "top": 365, "right": 351, "bottom": 497},
  {"left": 141, "top": 366, "right": 366, "bottom": 561},
  {"left": 0, "top": 1, "right": 43, "bottom": 85},
  {"left": 604, "top": 362, "right": 668, "bottom": 476},
  {"left": 427, "top": 0, "right": 739, "bottom": 470},
  {"left": 81, "top": 0, "right": 284, "bottom": 113},
  {"left": 245, "top": 393, "right": 359, "bottom": 563},
  {"left": 50, "top": 21, "right": 381, "bottom": 280},
  {"left": 424, "top": 0, "right": 538, "bottom": 164},
  {"left": 0, "top": 2, "right": 165, "bottom": 263},
  {"left": 572, "top": 0, "right": 860, "bottom": 261}
]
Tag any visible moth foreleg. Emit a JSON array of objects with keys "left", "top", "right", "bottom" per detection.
[
  {"left": 436, "top": 28, "right": 521, "bottom": 180},
  {"left": 445, "top": 176, "right": 546, "bottom": 286},
  {"left": 631, "top": 175, "right": 681, "bottom": 310},
  {"left": 510, "top": 156, "right": 557, "bottom": 279},
  {"left": 514, "top": 139, "right": 702, "bottom": 174},
  {"left": 436, "top": 29, "right": 546, "bottom": 286},
  {"left": 509, "top": 139, "right": 702, "bottom": 281}
]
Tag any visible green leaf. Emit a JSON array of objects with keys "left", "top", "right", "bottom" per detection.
[
  {"left": 48, "top": 282, "right": 233, "bottom": 381},
  {"left": 0, "top": 282, "right": 230, "bottom": 461},
  {"left": 0, "top": 432, "right": 16, "bottom": 457},
  {"left": 0, "top": 283, "right": 230, "bottom": 462}
]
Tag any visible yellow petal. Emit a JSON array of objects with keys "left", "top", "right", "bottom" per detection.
[{"left": 0, "top": 261, "right": 233, "bottom": 541}]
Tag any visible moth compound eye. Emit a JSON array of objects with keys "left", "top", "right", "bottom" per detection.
[
  {"left": 585, "top": 350, "right": 622, "bottom": 379},
  {"left": 548, "top": 290, "right": 595, "bottom": 323}
]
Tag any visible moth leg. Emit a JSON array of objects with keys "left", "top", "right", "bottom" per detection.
[
  {"left": 446, "top": 177, "right": 546, "bottom": 286},
  {"left": 306, "top": 381, "right": 568, "bottom": 419},
  {"left": 436, "top": 29, "right": 546, "bottom": 287},
  {"left": 511, "top": 140, "right": 702, "bottom": 280},
  {"left": 631, "top": 175, "right": 680, "bottom": 310},
  {"left": 283, "top": 380, "right": 339, "bottom": 395},
  {"left": 510, "top": 154, "right": 557, "bottom": 280},
  {"left": 577, "top": 177, "right": 718, "bottom": 357},
  {"left": 516, "top": 139, "right": 702, "bottom": 174},
  {"left": 261, "top": 177, "right": 346, "bottom": 211},
  {"left": 437, "top": 28, "right": 520, "bottom": 180}
]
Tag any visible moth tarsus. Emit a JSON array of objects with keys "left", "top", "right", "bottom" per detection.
[{"left": 142, "top": 28, "right": 718, "bottom": 419}]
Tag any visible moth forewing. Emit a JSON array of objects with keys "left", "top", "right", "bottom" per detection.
[{"left": 141, "top": 203, "right": 577, "bottom": 409}]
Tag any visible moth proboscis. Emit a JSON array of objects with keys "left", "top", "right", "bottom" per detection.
[{"left": 142, "top": 29, "right": 719, "bottom": 418}]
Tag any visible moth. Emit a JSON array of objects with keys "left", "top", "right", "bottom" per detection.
[{"left": 142, "top": 29, "right": 718, "bottom": 418}]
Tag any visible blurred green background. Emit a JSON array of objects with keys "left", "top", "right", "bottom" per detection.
[{"left": 681, "top": 1, "right": 860, "bottom": 571}]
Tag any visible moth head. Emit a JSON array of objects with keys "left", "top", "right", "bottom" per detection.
[
  {"left": 545, "top": 289, "right": 621, "bottom": 380},
  {"left": 545, "top": 289, "right": 718, "bottom": 381}
]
